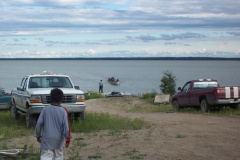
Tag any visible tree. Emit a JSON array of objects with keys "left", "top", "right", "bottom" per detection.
[{"left": 160, "top": 70, "right": 176, "bottom": 96}]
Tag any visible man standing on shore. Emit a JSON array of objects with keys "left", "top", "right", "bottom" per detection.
[{"left": 99, "top": 80, "right": 103, "bottom": 93}]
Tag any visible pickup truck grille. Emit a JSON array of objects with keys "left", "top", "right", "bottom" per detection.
[{"left": 42, "top": 94, "right": 76, "bottom": 104}]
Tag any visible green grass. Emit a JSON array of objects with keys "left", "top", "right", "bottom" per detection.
[
  {"left": 0, "top": 110, "right": 147, "bottom": 159},
  {"left": 176, "top": 134, "right": 187, "bottom": 138},
  {"left": 129, "top": 98, "right": 240, "bottom": 116},
  {"left": 128, "top": 102, "right": 173, "bottom": 113},
  {"left": 0, "top": 111, "right": 33, "bottom": 141},
  {"left": 178, "top": 106, "right": 240, "bottom": 116},
  {"left": 0, "top": 111, "right": 146, "bottom": 141},
  {"left": 209, "top": 107, "right": 240, "bottom": 116},
  {"left": 0, "top": 111, "right": 38, "bottom": 158},
  {"left": 84, "top": 92, "right": 105, "bottom": 100},
  {"left": 71, "top": 112, "right": 147, "bottom": 133},
  {"left": 122, "top": 149, "right": 147, "bottom": 159},
  {"left": 88, "top": 154, "right": 102, "bottom": 159}
]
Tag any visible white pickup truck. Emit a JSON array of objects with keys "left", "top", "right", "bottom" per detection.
[{"left": 11, "top": 71, "right": 86, "bottom": 128}]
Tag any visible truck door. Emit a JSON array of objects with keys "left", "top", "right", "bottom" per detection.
[
  {"left": 18, "top": 78, "right": 28, "bottom": 110},
  {"left": 178, "top": 82, "right": 191, "bottom": 106},
  {"left": 14, "top": 78, "right": 24, "bottom": 108}
]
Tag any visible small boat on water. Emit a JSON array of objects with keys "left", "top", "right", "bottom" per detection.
[{"left": 108, "top": 77, "right": 120, "bottom": 85}]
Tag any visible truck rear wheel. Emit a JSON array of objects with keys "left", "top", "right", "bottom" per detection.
[
  {"left": 26, "top": 108, "right": 37, "bottom": 128},
  {"left": 12, "top": 103, "right": 19, "bottom": 119},
  {"left": 231, "top": 104, "right": 240, "bottom": 110},
  {"left": 200, "top": 99, "right": 210, "bottom": 112},
  {"left": 172, "top": 100, "right": 180, "bottom": 112}
]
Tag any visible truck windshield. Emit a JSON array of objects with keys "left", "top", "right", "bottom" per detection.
[
  {"left": 28, "top": 76, "right": 73, "bottom": 88},
  {"left": 193, "top": 81, "right": 218, "bottom": 89}
]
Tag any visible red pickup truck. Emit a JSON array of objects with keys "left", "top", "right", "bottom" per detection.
[{"left": 171, "top": 79, "right": 240, "bottom": 112}]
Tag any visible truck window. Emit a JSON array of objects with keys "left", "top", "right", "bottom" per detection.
[
  {"left": 182, "top": 82, "right": 191, "bottom": 91},
  {"left": 20, "top": 78, "right": 26, "bottom": 86},
  {"left": 22, "top": 78, "right": 28, "bottom": 90},
  {"left": 29, "top": 77, "right": 73, "bottom": 88},
  {"left": 193, "top": 81, "right": 218, "bottom": 89}
]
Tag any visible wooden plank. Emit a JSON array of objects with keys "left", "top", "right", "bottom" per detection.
[{"left": 153, "top": 94, "right": 170, "bottom": 104}]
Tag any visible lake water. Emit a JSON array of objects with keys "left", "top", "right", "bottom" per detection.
[{"left": 0, "top": 60, "right": 240, "bottom": 94}]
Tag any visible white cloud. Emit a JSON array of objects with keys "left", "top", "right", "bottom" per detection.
[
  {"left": 86, "top": 49, "right": 96, "bottom": 55},
  {"left": 200, "top": 48, "right": 206, "bottom": 53},
  {"left": 0, "top": 0, "right": 239, "bottom": 58},
  {"left": 234, "top": 50, "right": 240, "bottom": 55}
]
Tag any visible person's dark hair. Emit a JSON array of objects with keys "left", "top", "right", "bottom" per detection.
[{"left": 50, "top": 88, "right": 64, "bottom": 103}]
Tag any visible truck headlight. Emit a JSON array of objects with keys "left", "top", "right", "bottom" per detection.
[
  {"left": 76, "top": 94, "right": 85, "bottom": 102},
  {"left": 30, "top": 95, "right": 42, "bottom": 103}
]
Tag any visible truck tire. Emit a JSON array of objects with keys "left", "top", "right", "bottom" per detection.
[
  {"left": 74, "top": 112, "right": 85, "bottom": 121},
  {"left": 26, "top": 108, "right": 37, "bottom": 128},
  {"left": 200, "top": 99, "right": 210, "bottom": 112},
  {"left": 231, "top": 104, "right": 240, "bottom": 110},
  {"left": 12, "top": 103, "right": 19, "bottom": 119},
  {"left": 79, "top": 112, "right": 85, "bottom": 121},
  {"left": 172, "top": 100, "right": 180, "bottom": 112}
]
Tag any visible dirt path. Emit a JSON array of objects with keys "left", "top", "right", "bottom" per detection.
[
  {"left": 82, "top": 98, "right": 240, "bottom": 160},
  {"left": 5, "top": 98, "right": 240, "bottom": 160}
]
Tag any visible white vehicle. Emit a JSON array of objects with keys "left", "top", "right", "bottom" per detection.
[{"left": 11, "top": 71, "right": 85, "bottom": 128}]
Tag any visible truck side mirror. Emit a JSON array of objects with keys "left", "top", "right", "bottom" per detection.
[
  {"left": 178, "top": 87, "right": 182, "bottom": 91},
  {"left": 74, "top": 86, "right": 80, "bottom": 90}
]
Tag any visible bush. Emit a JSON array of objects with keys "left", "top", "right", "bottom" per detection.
[
  {"left": 160, "top": 70, "right": 176, "bottom": 96},
  {"left": 141, "top": 90, "right": 157, "bottom": 103}
]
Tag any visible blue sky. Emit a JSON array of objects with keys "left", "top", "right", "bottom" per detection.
[{"left": 0, "top": 0, "right": 240, "bottom": 58}]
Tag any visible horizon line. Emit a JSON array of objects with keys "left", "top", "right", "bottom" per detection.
[{"left": 0, "top": 57, "right": 240, "bottom": 60}]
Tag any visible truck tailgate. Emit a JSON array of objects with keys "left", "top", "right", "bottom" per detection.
[{"left": 217, "top": 87, "right": 240, "bottom": 99}]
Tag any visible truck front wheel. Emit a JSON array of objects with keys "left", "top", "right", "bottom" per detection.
[
  {"left": 26, "top": 108, "right": 37, "bottom": 128},
  {"left": 172, "top": 100, "right": 180, "bottom": 112},
  {"left": 74, "top": 112, "right": 85, "bottom": 121},
  {"left": 200, "top": 99, "right": 210, "bottom": 112}
]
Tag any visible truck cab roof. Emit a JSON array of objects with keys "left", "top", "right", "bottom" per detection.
[{"left": 191, "top": 79, "right": 217, "bottom": 82}]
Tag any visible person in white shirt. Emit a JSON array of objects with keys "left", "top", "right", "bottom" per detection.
[{"left": 99, "top": 80, "right": 103, "bottom": 93}]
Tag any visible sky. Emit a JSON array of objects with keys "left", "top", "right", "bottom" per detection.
[{"left": 0, "top": 0, "right": 240, "bottom": 58}]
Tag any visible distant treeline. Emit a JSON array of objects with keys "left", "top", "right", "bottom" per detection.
[{"left": 0, "top": 57, "right": 240, "bottom": 60}]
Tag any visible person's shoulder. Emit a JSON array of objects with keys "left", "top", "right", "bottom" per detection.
[
  {"left": 40, "top": 105, "right": 51, "bottom": 114},
  {"left": 60, "top": 106, "right": 68, "bottom": 112},
  {"left": 42, "top": 105, "right": 51, "bottom": 110},
  {"left": 62, "top": 106, "right": 68, "bottom": 111}
]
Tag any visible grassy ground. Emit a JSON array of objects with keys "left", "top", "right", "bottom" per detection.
[
  {"left": 71, "top": 112, "right": 147, "bottom": 133},
  {"left": 0, "top": 109, "right": 147, "bottom": 159},
  {"left": 1, "top": 94, "right": 239, "bottom": 142},
  {"left": 0, "top": 111, "right": 33, "bottom": 141},
  {"left": 136, "top": 95, "right": 240, "bottom": 116},
  {"left": 129, "top": 101, "right": 240, "bottom": 116},
  {"left": 0, "top": 110, "right": 147, "bottom": 144},
  {"left": 139, "top": 91, "right": 240, "bottom": 116},
  {"left": 0, "top": 93, "right": 239, "bottom": 159},
  {"left": 84, "top": 92, "right": 105, "bottom": 100}
]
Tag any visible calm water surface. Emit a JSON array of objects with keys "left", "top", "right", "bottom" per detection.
[{"left": 0, "top": 60, "right": 240, "bottom": 94}]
